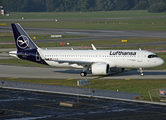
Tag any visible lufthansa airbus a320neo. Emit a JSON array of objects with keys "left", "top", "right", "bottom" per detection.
[{"left": 9, "top": 23, "right": 164, "bottom": 76}]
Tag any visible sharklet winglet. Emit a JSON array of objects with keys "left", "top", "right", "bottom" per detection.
[{"left": 91, "top": 44, "right": 97, "bottom": 50}]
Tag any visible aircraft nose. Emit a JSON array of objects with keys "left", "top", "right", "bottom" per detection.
[{"left": 158, "top": 58, "right": 165, "bottom": 66}]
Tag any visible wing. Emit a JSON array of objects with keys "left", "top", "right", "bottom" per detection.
[{"left": 54, "top": 59, "right": 92, "bottom": 66}]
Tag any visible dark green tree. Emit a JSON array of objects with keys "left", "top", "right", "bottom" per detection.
[
  {"left": 32, "top": 0, "right": 46, "bottom": 12},
  {"left": 104, "top": 0, "right": 115, "bottom": 11},
  {"left": 133, "top": 1, "right": 148, "bottom": 10},
  {"left": 46, "top": 0, "right": 55, "bottom": 12},
  {"left": 148, "top": 2, "right": 166, "bottom": 12},
  {"left": 1, "top": 0, "right": 166, "bottom": 12},
  {"left": 95, "top": 0, "right": 105, "bottom": 11},
  {"left": 114, "top": 0, "right": 135, "bottom": 10},
  {"left": 148, "top": 0, "right": 166, "bottom": 6},
  {"left": 76, "top": 0, "right": 95, "bottom": 11}
]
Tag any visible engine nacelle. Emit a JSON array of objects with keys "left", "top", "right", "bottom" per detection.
[
  {"left": 110, "top": 68, "right": 125, "bottom": 72},
  {"left": 91, "top": 63, "right": 110, "bottom": 75}
]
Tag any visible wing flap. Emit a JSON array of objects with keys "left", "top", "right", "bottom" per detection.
[{"left": 54, "top": 60, "right": 92, "bottom": 65}]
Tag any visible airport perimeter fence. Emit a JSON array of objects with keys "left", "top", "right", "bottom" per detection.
[{"left": 148, "top": 88, "right": 166, "bottom": 102}]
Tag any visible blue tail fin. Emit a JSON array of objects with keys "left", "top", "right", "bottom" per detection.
[
  {"left": 10, "top": 23, "right": 48, "bottom": 65},
  {"left": 11, "top": 23, "right": 38, "bottom": 51}
]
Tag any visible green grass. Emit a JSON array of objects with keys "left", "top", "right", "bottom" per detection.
[
  {"left": 1, "top": 11, "right": 166, "bottom": 19},
  {"left": 0, "top": 58, "right": 47, "bottom": 67},
  {"left": 1, "top": 37, "right": 166, "bottom": 49},
  {"left": 0, "top": 33, "right": 14, "bottom": 41},
  {"left": 57, "top": 37, "right": 166, "bottom": 46},
  {"left": 0, "top": 32, "right": 88, "bottom": 42},
  {"left": 0, "top": 44, "right": 15, "bottom": 48},
  {"left": 2, "top": 17, "right": 166, "bottom": 31},
  {"left": 1, "top": 78, "right": 166, "bottom": 101},
  {"left": 35, "top": 37, "right": 166, "bottom": 54},
  {"left": 1, "top": 11, "right": 166, "bottom": 31}
]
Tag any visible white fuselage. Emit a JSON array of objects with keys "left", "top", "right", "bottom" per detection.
[{"left": 40, "top": 49, "right": 164, "bottom": 69}]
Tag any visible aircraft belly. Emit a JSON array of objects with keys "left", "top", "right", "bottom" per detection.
[
  {"left": 45, "top": 61, "right": 70, "bottom": 67},
  {"left": 120, "top": 61, "right": 153, "bottom": 68}
]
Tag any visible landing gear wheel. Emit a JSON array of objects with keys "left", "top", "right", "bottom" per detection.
[
  {"left": 140, "top": 72, "right": 144, "bottom": 76},
  {"left": 139, "top": 68, "right": 144, "bottom": 76},
  {"left": 80, "top": 72, "right": 87, "bottom": 77}
]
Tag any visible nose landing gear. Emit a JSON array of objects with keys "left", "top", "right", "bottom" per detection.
[{"left": 139, "top": 68, "right": 144, "bottom": 76}]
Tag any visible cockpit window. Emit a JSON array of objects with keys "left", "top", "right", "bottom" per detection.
[{"left": 148, "top": 54, "right": 158, "bottom": 58}]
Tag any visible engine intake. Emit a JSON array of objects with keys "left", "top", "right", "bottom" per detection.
[{"left": 91, "top": 63, "right": 110, "bottom": 75}]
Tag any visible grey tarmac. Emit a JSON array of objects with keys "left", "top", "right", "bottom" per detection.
[
  {"left": 0, "top": 65, "right": 166, "bottom": 80},
  {"left": 1, "top": 26, "right": 166, "bottom": 39}
]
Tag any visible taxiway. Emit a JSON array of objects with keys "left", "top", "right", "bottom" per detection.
[
  {"left": 0, "top": 65, "right": 166, "bottom": 80},
  {"left": 1, "top": 26, "right": 166, "bottom": 39}
]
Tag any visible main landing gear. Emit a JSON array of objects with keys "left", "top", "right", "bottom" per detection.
[
  {"left": 139, "top": 68, "right": 144, "bottom": 76},
  {"left": 80, "top": 66, "right": 88, "bottom": 77},
  {"left": 80, "top": 72, "right": 87, "bottom": 77}
]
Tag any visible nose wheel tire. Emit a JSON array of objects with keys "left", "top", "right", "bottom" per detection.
[
  {"left": 80, "top": 72, "right": 87, "bottom": 77},
  {"left": 139, "top": 68, "right": 144, "bottom": 76},
  {"left": 140, "top": 72, "right": 144, "bottom": 76}
]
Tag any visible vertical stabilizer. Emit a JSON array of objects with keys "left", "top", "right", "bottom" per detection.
[{"left": 11, "top": 23, "right": 38, "bottom": 51}]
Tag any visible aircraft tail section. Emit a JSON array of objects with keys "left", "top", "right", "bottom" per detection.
[
  {"left": 10, "top": 23, "right": 48, "bottom": 65},
  {"left": 11, "top": 23, "right": 38, "bottom": 51}
]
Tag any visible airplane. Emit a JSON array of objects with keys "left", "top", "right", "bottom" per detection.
[{"left": 9, "top": 23, "right": 164, "bottom": 77}]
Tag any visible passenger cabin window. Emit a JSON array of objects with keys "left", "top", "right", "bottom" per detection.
[{"left": 148, "top": 54, "right": 158, "bottom": 58}]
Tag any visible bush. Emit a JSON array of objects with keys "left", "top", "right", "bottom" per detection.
[
  {"left": 148, "top": 3, "right": 166, "bottom": 13},
  {"left": 132, "top": 1, "right": 148, "bottom": 10}
]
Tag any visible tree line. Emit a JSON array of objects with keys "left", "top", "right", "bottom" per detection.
[{"left": 1, "top": 0, "right": 166, "bottom": 13}]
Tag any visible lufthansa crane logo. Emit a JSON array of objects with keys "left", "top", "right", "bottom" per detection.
[{"left": 17, "top": 35, "right": 29, "bottom": 49}]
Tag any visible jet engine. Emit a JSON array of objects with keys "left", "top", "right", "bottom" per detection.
[{"left": 91, "top": 63, "right": 110, "bottom": 75}]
